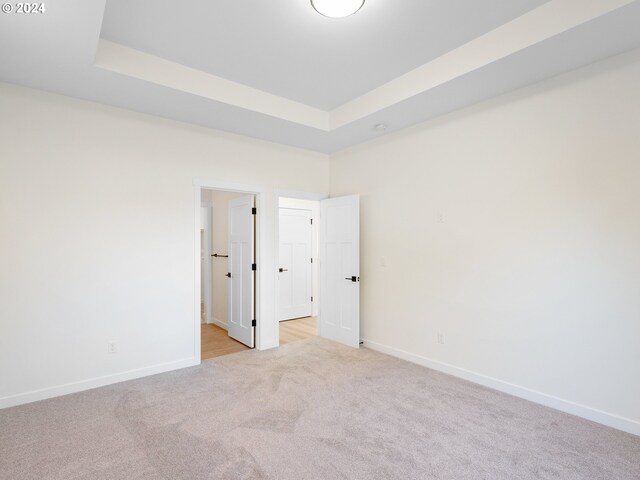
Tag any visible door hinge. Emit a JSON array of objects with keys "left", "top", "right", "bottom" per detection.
[
  {"left": 251, "top": 207, "right": 257, "bottom": 215},
  {"left": 310, "top": 218, "right": 313, "bottom": 225},
  {"left": 311, "top": 296, "right": 314, "bottom": 302},
  {"left": 310, "top": 257, "right": 313, "bottom": 263},
  {"left": 252, "top": 263, "right": 257, "bottom": 271},
  {"left": 252, "top": 319, "right": 256, "bottom": 327}
]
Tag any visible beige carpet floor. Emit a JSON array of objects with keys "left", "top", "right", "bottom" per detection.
[{"left": 1, "top": 337, "right": 639, "bottom": 480}]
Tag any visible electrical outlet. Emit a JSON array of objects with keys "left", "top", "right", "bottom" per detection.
[
  {"left": 437, "top": 332, "right": 446, "bottom": 345},
  {"left": 438, "top": 213, "right": 446, "bottom": 224},
  {"left": 107, "top": 342, "right": 117, "bottom": 354}
]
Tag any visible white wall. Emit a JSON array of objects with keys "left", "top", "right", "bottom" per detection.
[
  {"left": 0, "top": 83, "right": 329, "bottom": 407},
  {"left": 2, "top": 48, "right": 640, "bottom": 435},
  {"left": 199, "top": 191, "right": 214, "bottom": 325},
  {"left": 278, "top": 197, "right": 320, "bottom": 317},
  {"left": 330, "top": 49, "right": 640, "bottom": 433}
]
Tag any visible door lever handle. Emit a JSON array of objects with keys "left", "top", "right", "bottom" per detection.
[
  {"left": 279, "top": 268, "right": 288, "bottom": 273},
  {"left": 225, "top": 272, "right": 231, "bottom": 278},
  {"left": 344, "top": 276, "right": 360, "bottom": 282}
]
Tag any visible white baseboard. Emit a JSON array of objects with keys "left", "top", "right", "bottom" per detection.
[
  {"left": 362, "top": 339, "right": 640, "bottom": 437},
  {"left": 208, "top": 317, "right": 228, "bottom": 330},
  {"left": 0, "top": 357, "right": 199, "bottom": 410}
]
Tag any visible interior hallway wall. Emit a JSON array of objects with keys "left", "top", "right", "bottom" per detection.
[
  {"left": 0, "top": 83, "right": 329, "bottom": 407},
  {"left": 330, "top": 49, "right": 640, "bottom": 433},
  {"left": 210, "top": 190, "right": 243, "bottom": 327}
]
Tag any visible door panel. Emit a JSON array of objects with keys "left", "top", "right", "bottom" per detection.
[
  {"left": 279, "top": 208, "right": 313, "bottom": 320},
  {"left": 319, "top": 195, "right": 360, "bottom": 348},
  {"left": 227, "top": 195, "right": 255, "bottom": 347}
]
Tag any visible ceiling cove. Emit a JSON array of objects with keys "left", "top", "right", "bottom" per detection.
[{"left": 1, "top": 0, "right": 639, "bottom": 153}]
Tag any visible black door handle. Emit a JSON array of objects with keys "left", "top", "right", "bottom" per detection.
[
  {"left": 225, "top": 272, "right": 231, "bottom": 278},
  {"left": 279, "top": 268, "right": 289, "bottom": 273},
  {"left": 344, "top": 276, "right": 360, "bottom": 282}
]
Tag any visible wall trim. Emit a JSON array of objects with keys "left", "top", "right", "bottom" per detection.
[
  {"left": 362, "top": 339, "right": 640, "bottom": 437},
  {"left": 210, "top": 318, "right": 228, "bottom": 330},
  {"left": 0, "top": 357, "right": 198, "bottom": 410}
]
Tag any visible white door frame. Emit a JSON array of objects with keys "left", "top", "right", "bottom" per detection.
[
  {"left": 193, "top": 179, "right": 267, "bottom": 363},
  {"left": 273, "top": 189, "right": 328, "bottom": 347}
]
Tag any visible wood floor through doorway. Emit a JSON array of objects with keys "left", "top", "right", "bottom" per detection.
[
  {"left": 279, "top": 316, "right": 317, "bottom": 345},
  {"left": 201, "top": 317, "right": 317, "bottom": 360}
]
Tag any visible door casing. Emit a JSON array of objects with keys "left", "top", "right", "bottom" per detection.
[
  {"left": 194, "top": 179, "right": 266, "bottom": 363},
  {"left": 273, "top": 190, "right": 328, "bottom": 347}
]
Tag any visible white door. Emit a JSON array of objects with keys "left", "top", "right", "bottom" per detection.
[
  {"left": 319, "top": 195, "right": 360, "bottom": 348},
  {"left": 227, "top": 195, "right": 255, "bottom": 347},
  {"left": 279, "top": 208, "right": 313, "bottom": 321}
]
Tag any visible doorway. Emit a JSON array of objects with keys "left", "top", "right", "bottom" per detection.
[
  {"left": 200, "top": 187, "right": 256, "bottom": 360},
  {"left": 194, "top": 182, "right": 360, "bottom": 363},
  {"left": 274, "top": 192, "right": 360, "bottom": 349},
  {"left": 277, "top": 197, "right": 319, "bottom": 345}
]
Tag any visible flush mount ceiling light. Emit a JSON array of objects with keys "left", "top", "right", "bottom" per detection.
[{"left": 311, "top": 0, "right": 365, "bottom": 18}]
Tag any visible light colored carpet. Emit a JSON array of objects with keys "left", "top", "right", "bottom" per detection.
[{"left": 1, "top": 337, "right": 638, "bottom": 479}]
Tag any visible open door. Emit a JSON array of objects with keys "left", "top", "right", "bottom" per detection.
[
  {"left": 319, "top": 195, "right": 360, "bottom": 348},
  {"left": 227, "top": 195, "right": 255, "bottom": 347},
  {"left": 279, "top": 208, "right": 313, "bottom": 321}
]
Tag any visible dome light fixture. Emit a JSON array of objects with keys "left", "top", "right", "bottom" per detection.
[{"left": 311, "top": 0, "right": 365, "bottom": 18}]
